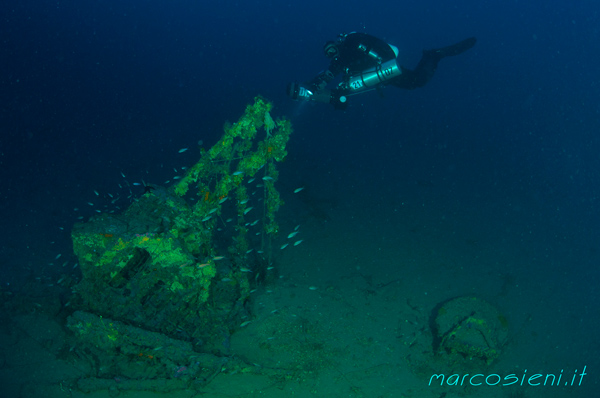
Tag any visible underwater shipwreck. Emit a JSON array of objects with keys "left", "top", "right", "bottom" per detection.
[{"left": 66, "top": 97, "right": 293, "bottom": 391}]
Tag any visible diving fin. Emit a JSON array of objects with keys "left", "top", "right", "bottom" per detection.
[{"left": 427, "top": 37, "right": 477, "bottom": 58}]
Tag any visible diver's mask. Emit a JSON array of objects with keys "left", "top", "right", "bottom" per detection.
[{"left": 323, "top": 41, "right": 339, "bottom": 59}]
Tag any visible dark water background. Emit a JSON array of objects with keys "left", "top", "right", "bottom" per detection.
[{"left": 1, "top": 0, "right": 599, "bottom": 392}]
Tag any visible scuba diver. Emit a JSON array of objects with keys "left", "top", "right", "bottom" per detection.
[{"left": 287, "top": 32, "right": 476, "bottom": 110}]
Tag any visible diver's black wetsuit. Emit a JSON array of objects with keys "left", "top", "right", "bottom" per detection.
[
  {"left": 391, "top": 36, "right": 477, "bottom": 90},
  {"left": 288, "top": 32, "right": 476, "bottom": 109}
]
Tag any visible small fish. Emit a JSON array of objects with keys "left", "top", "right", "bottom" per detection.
[
  {"left": 218, "top": 197, "right": 228, "bottom": 204},
  {"left": 201, "top": 215, "right": 212, "bottom": 222},
  {"left": 267, "top": 266, "right": 274, "bottom": 270},
  {"left": 240, "top": 267, "right": 252, "bottom": 272},
  {"left": 248, "top": 178, "right": 255, "bottom": 184},
  {"left": 94, "top": 190, "right": 100, "bottom": 196},
  {"left": 244, "top": 207, "right": 253, "bottom": 215},
  {"left": 178, "top": 148, "right": 188, "bottom": 153},
  {"left": 240, "top": 321, "right": 252, "bottom": 327},
  {"left": 280, "top": 243, "right": 289, "bottom": 250},
  {"left": 173, "top": 176, "right": 181, "bottom": 179},
  {"left": 239, "top": 199, "right": 249, "bottom": 205},
  {"left": 107, "top": 193, "right": 113, "bottom": 198},
  {"left": 287, "top": 231, "right": 299, "bottom": 239},
  {"left": 233, "top": 171, "right": 244, "bottom": 176},
  {"left": 294, "top": 224, "right": 301, "bottom": 231},
  {"left": 294, "top": 187, "right": 304, "bottom": 193},
  {"left": 294, "top": 240, "right": 303, "bottom": 246},
  {"left": 209, "top": 208, "right": 218, "bottom": 214},
  {"left": 262, "top": 176, "right": 274, "bottom": 181},
  {"left": 121, "top": 172, "right": 126, "bottom": 178},
  {"left": 213, "top": 256, "right": 225, "bottom": 261},
  {"left": 133, "top": 182, "right": 141, "bottom": 186},
  {"left": 246, "top": 249, "right": 253, "bottom": 254},
  {"left": 221, "top": 278, "right": 232, "bottom": 282},
  {"left": 250, "top": 219, "right": 259, "bottom": 226},
  {"left": 55, "top": 254, "right": 62, "bottom": 259},
  {"left": 87, "top": 202, "right": 94, "bottom": 206},
  {"left": 308, "top": 286, "right": 318, "bottom": 291},
  {"left": 198, "top": 263, "right": 210, "bottom": 268}
]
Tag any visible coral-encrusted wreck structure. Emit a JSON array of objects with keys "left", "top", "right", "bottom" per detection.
[{"left": 67, "top": 97, "right": 291, "bottom": 383}]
